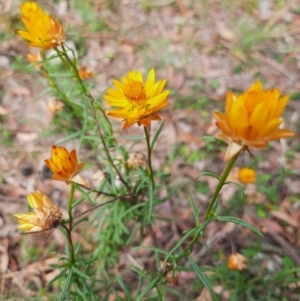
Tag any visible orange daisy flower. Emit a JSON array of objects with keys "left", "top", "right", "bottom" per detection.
[
  {"left": 18, "top": 2, "right": 65, "bottom": 50},
  {"left": 214, "top": 81, "right": 295, "bottom": 161},
  {"left": 44, "top": 145, "right": 86, "bottom": 186}
]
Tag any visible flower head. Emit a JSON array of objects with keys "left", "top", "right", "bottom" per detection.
[
  {"left": 78, "top": 66, "right": 95, "bottom": 80},
  {"left": 27, "top": 50, "right": 43, "bottom": 69},
  {"left": 48, "top": 98, "right": 64, "bottom": 114},
  {"left": 15, "top": 191, "right": 62, "bottom": 233},
  {"left": 228, "top": 253, "right": 247, "bottom": 271},
  {"left": 104, "top": 68, "right": 169, "bottom": 128},
  {"left": 214, "top": 81, "right": 295, "bottom": 161},
  {"left": 238, "top": 167, "right": 256, "bottom": 184},
  {"left": 44, "top": 145, "right": 86, "bottom": 185},
  {"left": 18, "top": 2, "right": 65, "bottom": 50},
  {"left": 127, "top": 152, "right": 146, "bottom": 170}
]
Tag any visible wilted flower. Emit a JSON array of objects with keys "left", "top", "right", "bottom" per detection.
[
  {"left": 18, "top": 2, "right": 65, "bottom": 50},
  {"left": 239, "top": 167, "right": 256, "bottom": 184},
  {"left": 27, "top": 50, "right": 43, "bottom": 69},
  {"left": 48, "top": 98, "right": 64, "bottom": 114},
  {"left": 127, "top": 152, "right": 146, "bottom": 170},
  {"left": 78, "top": 66, "right": 95, "bottom": 80},
  {"left": 228, "top": 253, "right": 247, "bottom": 271},
  {"left": 162, "top": 262, "right": 179, "bottom": 286},
  {"left": 214, "top": 81, "right": 295, "bottom": 161},
  {"left": 44, "top": 145, "right": 86, "bottom": 185},
  {"left": 15, "top": 191, "right": 62, "bottom": 233},
  {"left": 104, "top": 68, "right": 169, "bottom": 129}
]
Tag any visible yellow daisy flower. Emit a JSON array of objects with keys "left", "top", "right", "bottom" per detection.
[
  {"left": 18, "top": 2, "right": 65, "bottom": 50},
  {"left": 238, "top": 167, "right": 256, "bottom": 184},
  {"left": 15, "top": 191, "right": 62, "bottom": 233},
  {"left": 104, "top": 68, "right": 170, "bottom": 129},
  {"left": 44, "top": 146, "right": 86, "bottom": 186},
  {"left": 214, "top": 80, "right": 295, "bottom": 161}
]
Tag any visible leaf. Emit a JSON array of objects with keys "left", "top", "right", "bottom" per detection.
[
  {"left": 55, "top": 130, "right": 85, "bottom": 144},
  {"left": 71, "top": 265, "right": 91, "bottom": 280},
  {"left": 213, "top": 216, "right": 263, "bottom": 237},
  {"left": 164, "top": 229, "right": 196, "bottom": 263},
  {"left": 154, "top": 172, "right": 171, "bottom": 178},
  {"left": 136, "top": 177, "right": 148, "bottom": 195},
  {"left": 135, "top": 276, "right": 160, "bottom": 301},
  {"left": 135, "top": 274, "right": 144, "bottom": 299},
  {"left": 150, "top": 120, "right": 164, "bottom": 151},
  {"left": 47, "top": 268, "right": 68, "bottom": 287},
  {"left": 188, "top": 196, "right": 200, "bottom": 227},
  {"left": 188, "top": 256, "right": 218, "bottom": 301},
  {"left": 197, "top": 171, "right": 220, "bottom": 181},
  {"left": 224, "top": 181, "right": 245, "bottom": 197},
  {"left": 115, "top": 135, "right": 144, "bottom": 141},
  {"left": 199, "top": 219, "right": 211, "bottom": 232},
  {"left": 58, "top": 268, "right": 73, "bottom": 301},
  {"left": 75, "top": 184, "right": 94, "bottom": 205},
  {"left": 116, "top": 275, "right": 134, "bottom": 301},
  {"left": 73, "top": 217, "right": 88, "bottom": 229},
  {"left": 133, "top": 246, "right": 168, "bottom": 256}
]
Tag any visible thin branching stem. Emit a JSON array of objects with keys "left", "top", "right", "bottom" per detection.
[
  {"left": 175, "top": 151, "right": 240, "bottom": 262},
  {"left": 54, "top": 45, "right": 132, "bottom": 196}
]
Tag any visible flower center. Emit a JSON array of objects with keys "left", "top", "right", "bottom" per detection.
[{"left": 123, "top": 80, "right": 147, "bottom": 106}]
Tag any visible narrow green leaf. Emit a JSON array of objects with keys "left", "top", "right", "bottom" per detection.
[
  {"left": 116, "top": 135, "right": 144, "bottom": 141},
  {"left": 199, "top": 218, "right": 211, "bottom": 232},
  {"left": 134, "top": 246, "right": 168, "bottom": 256},
  {"left": 154, "top": 172, "right": 171, "bottom": 178},
  {"left": 131, "top": 267, "right": 149, "bottom": 278},
  {"left": 197, "top": 171, "right": 220, "bottom": 181},
  {"left": 72, "top": 195, "right": 87, "bottom": 207},
  {"left": 47, "top": 268, "right": 68, "bottom": 287},
  {"left": 224, "top": 181, "right": 245, "bottom": 197},
  {"left": 136, "top": 177, "right": 148, "bottom": 195},
  {"left": 135, "top": 274, "right": 144, "bottom": 299},
  {"left": 72, "top": 217, "right": 88, "bottom": 229},
  {"left": 150, "top": 120, "right": 164, "bottom": 151},
  {"left": 213, "top": 216, "right": 263, "bottom": 237},
  {"left": 71, "top": 265, "right": 91, "bottom": 280},
  {"left": 116, "top": 275, "right": 134, "bottom": 301},
  {"left": 188, "top": 196, "right": 199, "bottom": 227},
  {"left": 135, "top": 276, "right": 160, "bottom": 301},
  {"left": 74, "top": 185, "right": 94, "bottom": 205},
  {"left": 55, "top": 130, "right": 84, "bottom": 144},
  {"left": 58, "top": 268, "right": 73, "bottom": 301},
  {"left": 188, "top": 256, "right": 218, "bottom": 301},
  {"left": 164, "top": 229, "right": 196, "bottom": 263}
]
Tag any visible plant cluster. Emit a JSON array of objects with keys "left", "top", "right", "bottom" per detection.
[{"left": 14, "top": 2, "right": 296, "bottom": 300}]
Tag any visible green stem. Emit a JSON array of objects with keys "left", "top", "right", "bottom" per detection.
[
  {"left": 144, "top": 126, "right": 155, "bottom": 189},
  {"left": 176, "top": 151, "right": 240, "bottom": 262},
  {"left": 67, "top": 183, "right": 76, "bottom": 264},
  {"left": 204, "top": 151, "right": 240, "bottom": 221},
  {"left": 54, "top": 45, "right": 132, "bottom": 196}
]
